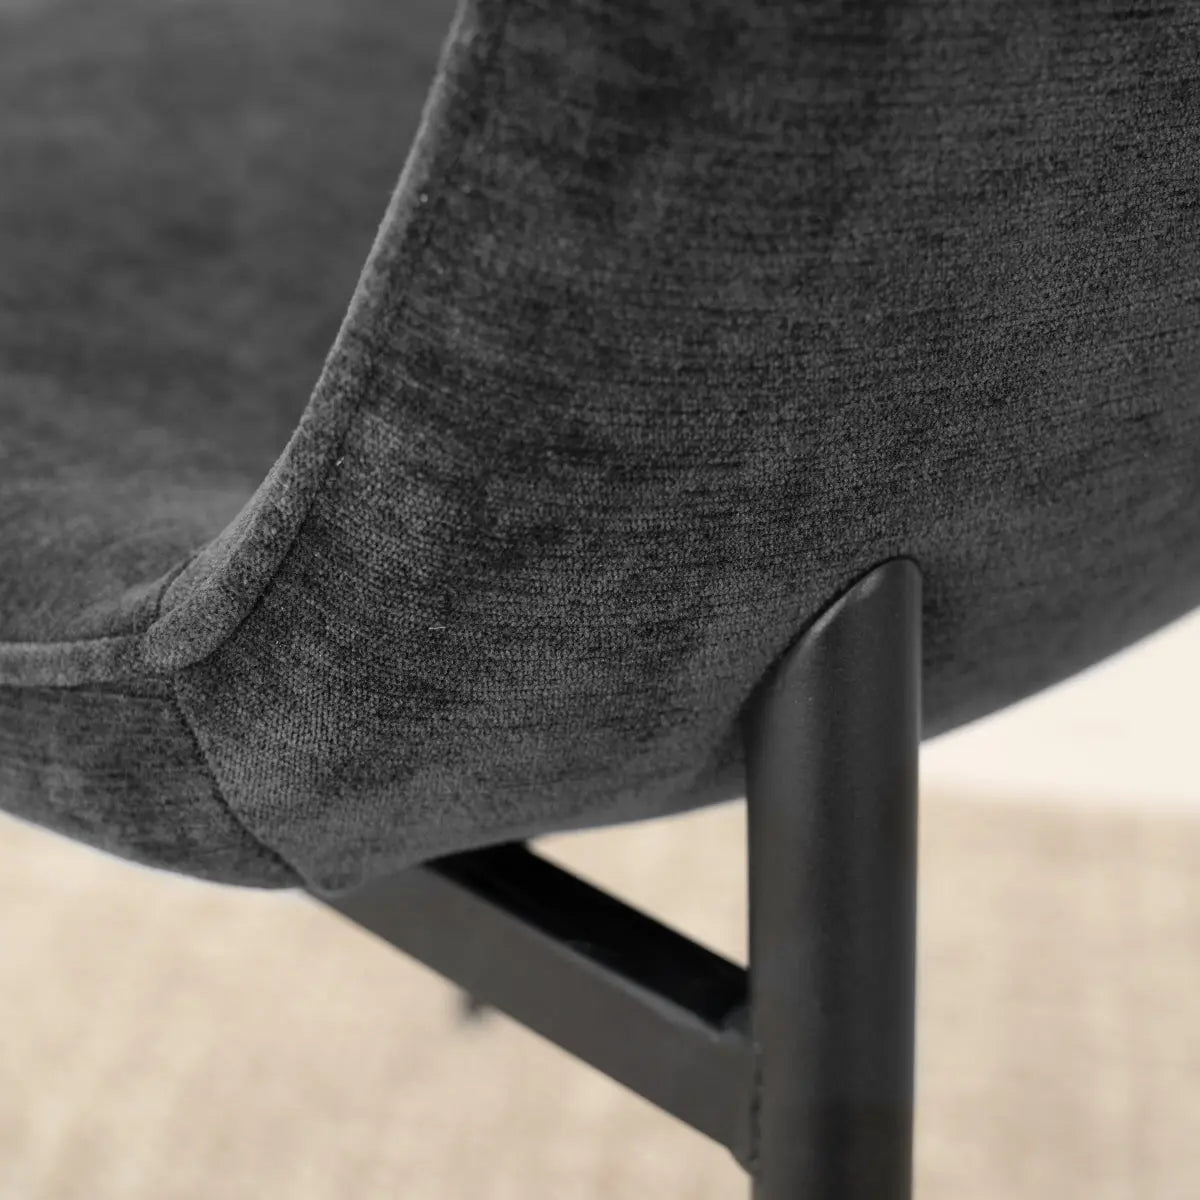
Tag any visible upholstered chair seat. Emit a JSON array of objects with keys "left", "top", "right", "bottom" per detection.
[{"left": 3, "top": 0, "right": 1198, "bottom": 895}]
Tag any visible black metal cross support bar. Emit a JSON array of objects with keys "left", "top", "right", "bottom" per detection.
[
  {"left": 314, "top": 556, "right": 922, "bottom": 1198},
  {"left": 319, "top": 840, "right": 755, "bottom": 1161}
]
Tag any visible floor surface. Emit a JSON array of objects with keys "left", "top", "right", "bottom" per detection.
[{"left": 2, "top": 777, "right": 1198, "bottom": 1199}]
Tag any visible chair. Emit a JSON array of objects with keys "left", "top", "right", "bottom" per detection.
[{"left": 3, "top": 1, "right": 1198, "bottom": 1195}]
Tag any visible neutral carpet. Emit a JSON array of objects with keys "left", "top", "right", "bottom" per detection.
[{"left": 1, "top": 786, "right": 1198, "bottom": 1199}]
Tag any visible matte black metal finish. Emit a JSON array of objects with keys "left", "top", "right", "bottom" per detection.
[
  {"left": 742, "top": 558, "right": 922, "bottom": 1199},
  {"left": 322, "top": 842, "right": 754, "bottom": 1159},
  {"left": 314, "top": 556, "right": 922, "bottom": 1198}
]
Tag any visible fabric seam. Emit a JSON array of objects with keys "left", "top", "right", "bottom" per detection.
[
  {"left": 169, "top": 671, "right": 302, "bottom": 885},
  {"left": 0, "top": 553, "right": 199, "bottom": 685},
  {"left": 146, "top": 0, "right": 516, "bottom": 679},
  {"left": 0, "top": 0, "right": 513, "bottom": 690}
]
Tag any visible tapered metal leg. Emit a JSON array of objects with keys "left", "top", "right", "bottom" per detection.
[{"left": 741, "top": 558, "right": 922, "bottom": 1200}]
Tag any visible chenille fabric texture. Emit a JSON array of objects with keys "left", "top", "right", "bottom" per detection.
[{"left": 1, "top": 0, "right": 1199, "bottom": 892}]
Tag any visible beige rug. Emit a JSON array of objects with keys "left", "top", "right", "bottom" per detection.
[{"left": 1, "top": 788, "right": 1197, "bottom": 1199}]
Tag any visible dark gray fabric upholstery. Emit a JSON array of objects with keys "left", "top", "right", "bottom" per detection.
[
  {"left": 0, "top": 678, "right": 295, "bottom": 886},
  {"left": 2, "top": 0, "right": 1199, "bottom": 891},
  {"left": 0, "top": 0, "right": 448, "bottom": 884}
]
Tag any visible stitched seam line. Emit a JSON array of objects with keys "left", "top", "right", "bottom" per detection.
[
  {"left": 148, "top": 0, "right": 517, "bottom": 678},
  {"left": 169, "top": 672, "right": 301, "bottom": 884},
  {"left": 140, "top": 2, "right": 519, "bottom": 886},
  {"left": 0, "top": 0, "right": 514, "bottom": 688},
  {"left": 0, "top": 555, "right": 198, "bottom": 686},
  {"left": 141, "top": 524, "right": 298, "bottom": 880}
]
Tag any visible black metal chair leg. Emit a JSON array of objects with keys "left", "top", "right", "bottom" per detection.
[
  {"left": 742, "top": 558, "right": 921, "bottom": 1199},
  {"left": 315, "top": 557, "right": 922, "bottom": 1198}
]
